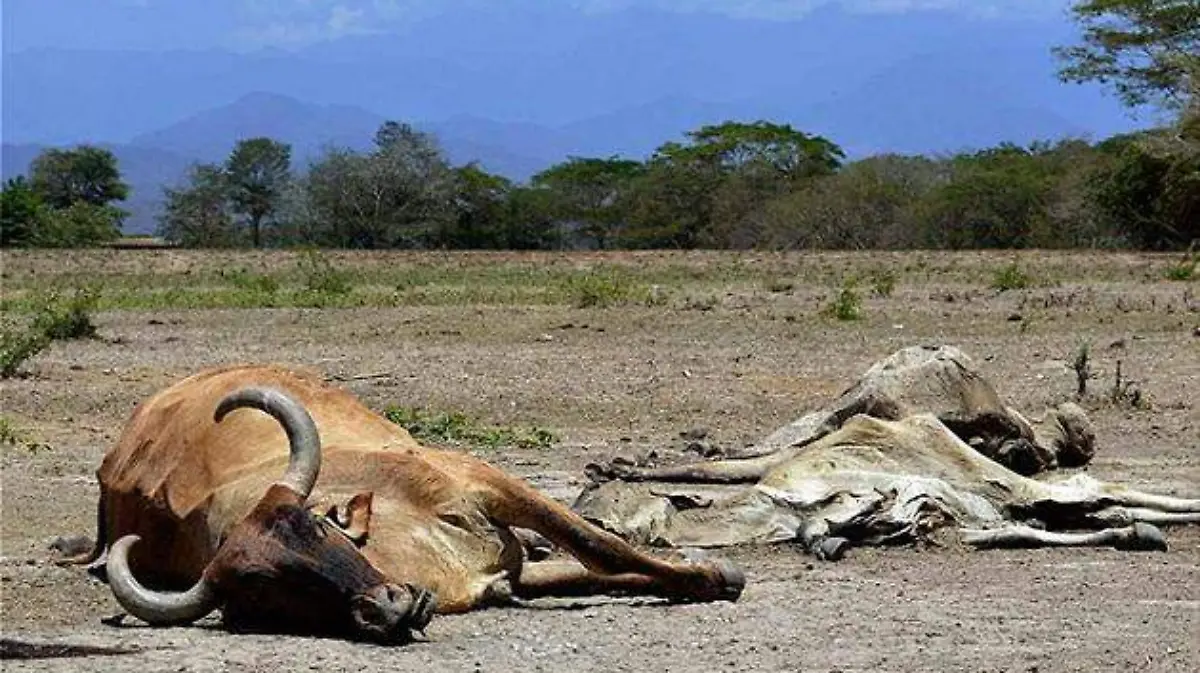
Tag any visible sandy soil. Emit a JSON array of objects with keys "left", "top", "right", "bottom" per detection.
[{"left": 1, "top": 250, "right": 1197, "bottom": 672}]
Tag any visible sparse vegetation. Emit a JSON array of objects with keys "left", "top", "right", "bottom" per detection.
[
  {"left": 563, "top": 272, "right": 647, "bottom": 308},
  {"left": 0, "top": 416, "right": 19, "bottom": 445},
  {"left": 991, "top": 262, "right": 1031, "bottom": 292},
  {"left": 1071, "top": 340, "right": 1092, "bottom": 398},
  {"left": 297, "top": 249, "right": 354, "bottom": 296},
  {"left": 0, "top": 328, "right": 51, "bottom": 379},
  {"left": 824, "top": 278, "right": 863, "bottom": 321},
  {"left": 32, "top": 287, "right": 100, "bottom": 340},
  {"left": 383, "top": 406, "right": 557, "bottom": 451},
  {"left": 1164, "top": 249, "right": 1197, "bottom": 281},
  {"left": 0, "top": 289, "right": 100, "bottom": 378},
  {"left": 869, "top": 270, "right": 897, "bottom": 298},
  {"left": 222, "top": 267, "right": 281, "bottom": 295},
  {"left": 0, "top": 416, "right": 50, "bottom": 454},
  {"left": 1109, "top": 359, "right": 1149, "bottom": 410}
]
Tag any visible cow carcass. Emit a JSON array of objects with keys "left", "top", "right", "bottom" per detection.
[
  {"left": 576, "top": 346, "right": 1200, "bottom": 558},
  {"left": 63, "top": 365, "right": 744, "bottom": 643}
]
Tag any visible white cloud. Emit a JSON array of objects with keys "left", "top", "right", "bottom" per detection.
[
  {"left": 229, "top": 0, "right": 1068, "bottom": 48},
  {"left": 232, "top": 1, "right": 381, "bottom": 48},
  {"left": 579, "top": 0, "right": 1065, "bottom": 20}
]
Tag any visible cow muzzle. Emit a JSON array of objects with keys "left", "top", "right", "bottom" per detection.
[{"left": 350, "top": 582, "right": 437, "bottom": 644}]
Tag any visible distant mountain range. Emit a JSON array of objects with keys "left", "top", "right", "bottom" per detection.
[{"left": 1, "top": 4, "right": 1143, "bottom": 234}]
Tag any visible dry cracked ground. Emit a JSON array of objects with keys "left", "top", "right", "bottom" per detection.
[{"left": 1, "top": 250, "right": 1197, "bottom": 672}]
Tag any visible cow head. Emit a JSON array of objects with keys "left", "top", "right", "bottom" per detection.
[{"left": 104, "top": 387, "right": 437, "bottom": 644}]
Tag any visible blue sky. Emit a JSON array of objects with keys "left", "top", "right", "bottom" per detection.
[{"left": 3, "top": 0, "right": 1074, "bottom": 51}]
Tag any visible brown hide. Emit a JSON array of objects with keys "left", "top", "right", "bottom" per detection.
[
  {"left": 81, "top": 364, "right": 743, "bottom": 636},
  {"left": 96, "top": 365, "right": 414, "bottom": 586}
]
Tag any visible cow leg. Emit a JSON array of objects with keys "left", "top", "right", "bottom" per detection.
[
  {"left": 586, "top": 451, "right": 790, "bottom": 484},
  {"left": 960, "top": 523, "right": 1168, "bottom": 551},
  {"left": 481, "top": 474, "right": 744, "bottom": 603},
  {"left": 508, "top": 560, "right": 687, "bottom": 600},
  {"left": 1048, "top": 474, "right": 1200, "bottom": 514},
  {"left": 1102, "top": 490, "right": 1200, "bottom": 513},
  {"left": 1089, "top": 506, "right": 1200, "bottom": 527},
  {"left": 55, "top": 493, "right": 108, "bottom": 569}
]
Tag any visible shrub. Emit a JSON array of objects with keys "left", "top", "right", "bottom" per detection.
[
  {"left": 297, "top": 249, "right": 353, "bottom": 295},
  {"left": 223, "top": 268, "right": 280, "bottom": 294},
  {"left": 1071, "top": 340, "right": 1092, "bottom": 398},
  {"left": 564, "top": 272, "right": 642, "bottom": 308},
  {"left": 0, "top": 415, "right": 50, "bottom": 453},
  {"left": 868, "top": 270, "right": 897, "bottom": 297},
  {"left": 0, "top": 416, "right": 21, "bottom": 445},
  {"left": 32, "top": 287, "right": 99, "bottom": 340},
  {"left": 0, "top": 288, "right": 100, "bottom": 378},
  {"left": 384, "top": 406, "right": 558, "bottom": 450},
  {"left": 991, "top": 262, "right": 1031, "bottom": 292},
  {"left": 1164, "top": 249, "right": 1197, "bottom": 281},
  {"left": 0, "top": 329, "right": 50, "bottom": 379},
  {"left": 823, "top": 279, "right": 863, "bottom": 321}
]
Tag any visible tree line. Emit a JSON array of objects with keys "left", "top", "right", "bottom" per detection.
[{"left": 3, "top": 0, "right": 1196, "bottom": 252}]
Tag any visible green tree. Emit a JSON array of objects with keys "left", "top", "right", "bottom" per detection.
[
  {"left": 303, "top": 122, "right": 455, "bottom": 248},
  {"left": 531, "top": 157, "right": 646, "bottom": 249},
  {"left": 629, "top": 121, "right": 844, "bottom": 248},
  {"left": 38, "top": 202, "right": 124, "bottom": 247},
  {"left": 436, "top": 163, "right": 514, "bottom": 248},
  {"left": 225, "top": 137, "right": 292, "bottom": 248},
  {"left": 0, "top": 177, "right": 50, "bottom": 247},
  {"left": 1, "top": 174, "right": 121, "bottom": 248},
  {"left": 916, "top": 144, "right": 1062, "bottom": 249},
  {"left": 663, "top": 121, "right": 844, "bottom": 179},
  {"left": 756, "top": 154, "right": 942, "bottom": 249},
  {"left": 1055, "top": 0, "right": 1200, "bottom": 110},
  {"left": 29, "top": 146, "right": 129, "bottom": 209},
  {"left": 157, "top": 164, "right": 239, "bottom": 247},
  {"left": 1091, "top": 127, "right": 1200, "bottom": 248},
  {"left": 500, "top": 186, "right": 564, "bottom": 250}
]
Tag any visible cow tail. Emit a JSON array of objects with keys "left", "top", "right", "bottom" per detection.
[{"left": 55, "top": 489, "right": 108, "bottom": 569}]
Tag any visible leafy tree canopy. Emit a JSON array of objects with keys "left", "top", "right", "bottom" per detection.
[
  {"left": 225, "top": 137, "right": 292, "bottom": 247},
  {"left": 29, "top": 145, "right": 129, "bottom": 209},
  {"left": 157, "top": 163, "right": 239, "bottom": 247},
  {"left": 653, "top": 121, "right": 845, "bottom": 179},
  {"left": 1056, "top": 0, "right": 1200, "bottom": 110}
]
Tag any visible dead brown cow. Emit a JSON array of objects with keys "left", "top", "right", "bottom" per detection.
[
  {"left": 63, "top": 365, "right": 744, "bottom": 644},
  {"left": 577, "top": 346, "right": 1200, "bottom": 559}
]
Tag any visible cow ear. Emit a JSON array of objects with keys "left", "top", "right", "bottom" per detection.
[{"left": 340, "top": 492, "right": 374, "bottom": 546}]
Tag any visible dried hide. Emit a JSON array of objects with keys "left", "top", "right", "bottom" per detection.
[{"left": 576, "top": 346, "right": 1199, "bottom": 557}]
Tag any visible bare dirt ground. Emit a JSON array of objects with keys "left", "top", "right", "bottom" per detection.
[{"left": 1, "top": 250, "right": 1197, "bottom": 672}]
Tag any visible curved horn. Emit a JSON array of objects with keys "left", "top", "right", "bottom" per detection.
[
  {"left": 215, "top": 386, "right": 321, "bottom": 499},
  {"left": 106, "top": 535, "right": 220, "bottom": 626}
]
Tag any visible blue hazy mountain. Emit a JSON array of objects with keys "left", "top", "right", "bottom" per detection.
[{"left": 2, "top": 3, "right": 1143, "bottom": 233}]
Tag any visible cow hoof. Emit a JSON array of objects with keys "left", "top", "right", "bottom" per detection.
[
  {"left": 407, "top": 586, "right": 438, "bottom": 632},
  {"left": 707, "top": 558, "right": 746, "bottom": 602},
  {"left": 49, "top": 535, "right": 93, "bottom": 558},
  {"left": 815, "top": 536, "right": 851, "bottom": 562},
  {"left": 584, "top": 458, "right": 642, "bottom": 483},
  {"left": 583, "top": 462, "right": 615, "bottom": 483},
  {"left": 1116, "top": 523, "right": 1168, "bottom": 552}
]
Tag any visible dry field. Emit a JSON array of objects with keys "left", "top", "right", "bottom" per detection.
[{"left": 1, "top": 249, "right": 1197, "bottom": 672}]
